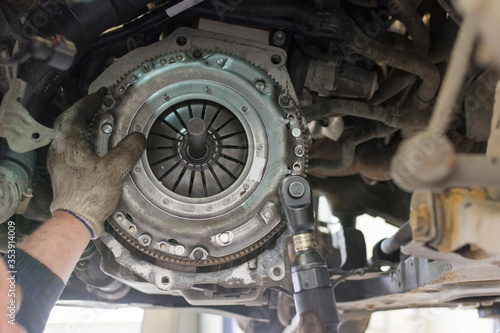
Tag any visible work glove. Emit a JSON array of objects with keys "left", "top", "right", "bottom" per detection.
[{"left": 47, "top": 88, "right": 146, "bottom": 239}]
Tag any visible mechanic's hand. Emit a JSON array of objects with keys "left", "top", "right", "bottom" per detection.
[{"left": 47, "top": 88, "right": 146, "bottom": 239}]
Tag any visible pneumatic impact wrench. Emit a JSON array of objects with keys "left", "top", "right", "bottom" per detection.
[{"left": 279, "top": 176, "right": 341, "bottom": 333}]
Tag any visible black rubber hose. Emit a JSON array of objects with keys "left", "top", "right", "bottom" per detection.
[
  {"left": 301, "top": 99, "right": 432, "bottom": 129},
  {"left": 198, "top": 2, "right": 440, "bottom": 106},
  {"left": 389, "top": 0, "right": 430, "bottom": 57},
  {"left": 337, "top": 14, "right": 440, "bottom": 106},
  {"left": 308, "top": 124, "right": 396, "bottom": 175},
  {"left": 380, "top": 221, "right": 412, "bottom": 254},
  {"left": 371, "top": 70, "right": 417, "bottom": 105}
]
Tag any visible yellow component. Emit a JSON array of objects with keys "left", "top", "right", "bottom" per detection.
[
  {"left": 433, "top": 188, "right": 488, "bottom": 253},
  {"left": 293, "top": 232, "right": 317, "bottom": 252}
]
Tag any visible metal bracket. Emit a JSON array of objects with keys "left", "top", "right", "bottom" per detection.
[{"left": 0, "top": 79, "right": 55, "bottom": 153}]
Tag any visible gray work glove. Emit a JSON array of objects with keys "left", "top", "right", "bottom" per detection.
[{"left": 47, "top": 88, "right": 146, "bottom": 239}]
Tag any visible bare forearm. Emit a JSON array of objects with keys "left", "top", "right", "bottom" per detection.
[{"left": 19, "top": 210, "right": 91, "bottom": 282}]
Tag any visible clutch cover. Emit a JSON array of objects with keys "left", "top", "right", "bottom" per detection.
[{"left": 90, "top": 28, "right": 308, "bottom": 271}]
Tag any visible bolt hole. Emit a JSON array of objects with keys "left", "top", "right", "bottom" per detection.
[
  {"left": 32, "top": 132, "right": 40, "bottom": 140},
  {"left": 271, "top": 54, "right": 282, "bottom": 65},
  {"left": 293, "top": 162, "right": 301, "bottom": 171},
  {"left": 168, "top": 239, "right": 179, "bottom": 246},
  {"left": 161, "top": 276, "right": 170, "bottom": 285},
  {"left": 126, "top": 213, "right": 134, "bottom": 223},
  {"left": 272, "top": 267, "right": 282, "bottom": 277},
  {"left": 176, "top": 36, "right": 187, "bottom": 46}
]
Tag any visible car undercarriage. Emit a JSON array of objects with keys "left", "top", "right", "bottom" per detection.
[{"left": 2, "top": 0, "right": 500, "bottom": 332}]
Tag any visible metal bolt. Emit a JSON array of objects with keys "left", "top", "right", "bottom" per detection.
[
  {"left": 255, "top": 80, "right": 266, "bottom": 90},
  {"left": 128, "top": 225, "right": 136, "bottom": 232},
  {"left": 206, "top": 205, "right": 212, "bottom": 211},
  {"left": 163, "top": 94, "right": 171, "bottom": 101},
  {"left": 143, "top": 64, "right": 151, "bottom": 71},
  {"left": 192, "top": 49, "right": 202, "bottom": 58},
  {"left": 257, "top": 144, "right": 264, "bottom": 151},
  {"left": 289, "top": 181, "right": 305, "bottom": 198},
  {"left": 294, "top": 146, "right": 304, "bottom": 157},
  {"left": 130, "top": 74, "right": 137, "bottom": 82},
  {"left": 280, "top": 95, "right": 291, "bottom": 105},
  {"left": 134, "top": 166, "right": 141, "bottom": 173},
  {"left": 103, "top": 98, "right": 113, "bottom": 107},
  {"left": 116, "top": 213, "right": 124, "bottom": 221},
  {"left": 219, "top": 232, "right": 231, "bottom": 245},
  {"left": 217, "top": 58, "right": 225, "bottom": 66},
  {"left": 159, "top": 242, "right": 167, "bottom": 250},
  {"left": 176, "top": 54, "right": 183, "bottom": 61},
  {"left": 264, "top": 211, "right": 272, "bottom": 219},
  {"left": 243, "top": 183, "right": 250, "bottom": 190},
  {"left": 193, "top": 249, "right": 204, "bottom": 260},
  {"left": 272, "top": 31, "right": 286, "bottom": 46},
  {"left": 101, "top": 123, "right": 113, "bottom": 134},
  {"left": 204, "top": 86, "right": 212, "bottom": 94},
  {"left": 241, "top": 106, "right": 248, "bottom": 112},
  {"left": 135, "top": 124, "right": 142, "bottom": 131},
  {"left": 292, "top": 128, "right": 302, "bottom": 137},
  {"left": 163, "top": 198, "right": 170, "bottom": 205},
  {"left": 175, "top": 245, "right": 185, "bottom": 255},
  {"left": 160, "top": 58, "right": 167, "bottom": 65},
  {"left": 139, "top": 234, "right": 152, "bottom": 246},
  {"left": 117, "top": 86, "right": 125, "bottom": 94}
]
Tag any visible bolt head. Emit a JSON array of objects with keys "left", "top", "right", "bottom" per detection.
[
  {"left": 292, "top": 128, "right": 301, "bottom": 137},
  {"left": 175, "top": 245, "right": 185, "bottom": 255},
  {"left": 280, "top": 95, "right": 291, "bottom": 105},
  {"left": 219, "top": 232, "right": 231, "bottom": 244},
  {"left": 103, "top": 98, "right": 113, "bottom": 107},
  {"left": 289, "top": 181, "right": 305, "bottom": 198},
  {"left": 101, "top": 123, "right": 113, "bottom": 134}
]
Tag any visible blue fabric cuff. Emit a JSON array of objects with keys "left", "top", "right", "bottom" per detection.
[{"left": 64, "top": 210, "right": 95, "bottom": 238}]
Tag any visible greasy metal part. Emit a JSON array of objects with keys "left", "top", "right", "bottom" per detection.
[
  {"left": 301, "top": 99, "right": 432, "bottom": 129},
  {"left": 279, "top": 176, "right": 340, "bottom": 333},
  {"left": 0, "top": 79, "right": 55, "bottom": 153},
  {"left": 147, "top": 100, "right": 248, "bottom": 198},
  {"left": 308, "top": 117, "right": 344, "bottom": 142},
  {"left": 391, "top": 16, "right": 480, "bottom": 191},
  {"left": 186, "top": 117, "right": 208, "bottom": 159},
  {"left": 337, "top": 14, "right": 440, "bottom": 107},
  {"left": 380, "top": 221, "right": 412, "bottom": 255},
  {"left": 90, "top": 27, "right": 307, "bottom": 271},
  {"left": 97, "top": 231, "right": 290, "bottom": 295},
  {"left": 407, "top": 188, "right": 500, "bottom": 257},
  {"left": 0, "top": 141, "right": 35, "bottom": 222},
  {"left": 304, "top": 61, "right": 378, "bottom": 99},
  {"left": 308, "top": 124, "right": 396, "bottom": 176}
]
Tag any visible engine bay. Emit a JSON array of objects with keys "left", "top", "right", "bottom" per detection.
[{"left": 2, "top": 0, "right": 500, "bottom": 332}]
